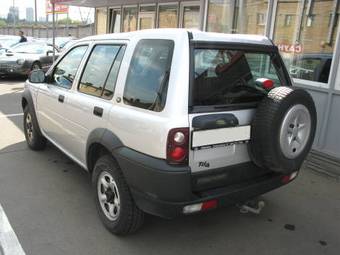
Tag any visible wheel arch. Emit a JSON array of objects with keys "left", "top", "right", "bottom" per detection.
[
  {"left": 86, "top": 129, "right": 124, "bottom": 173},
  {"left": 21, "top": 88, "right": 34, "bottom": 110}
]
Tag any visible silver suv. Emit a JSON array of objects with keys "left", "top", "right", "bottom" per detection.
[{"left": 22, "top": 29, "right": 317, "bottom": 235}]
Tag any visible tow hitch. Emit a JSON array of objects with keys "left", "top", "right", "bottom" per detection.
[{"left": 238, "top": 199, "right": 265, "bottom": 215}]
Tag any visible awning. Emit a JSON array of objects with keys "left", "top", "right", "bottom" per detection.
[{"left": 52, "top": 0, "right": 195, "bottom": 8}]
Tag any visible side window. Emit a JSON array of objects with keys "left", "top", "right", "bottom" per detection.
[
  {"left": 79, "top": 44, "right": 125, "bottom": 98},
  {"left": 53, "top": 46, "right": 88, "bottom": 89},
  {"left": 123, "top": 39, "right": 174, "bottom": 112},
  {"left": 102, "top": 45, "right": 126, "bottom": 100}
]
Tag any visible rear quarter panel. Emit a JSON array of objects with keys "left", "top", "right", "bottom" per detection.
[{"left": 108, "top": 31, "right": 190, "bottom": 159}]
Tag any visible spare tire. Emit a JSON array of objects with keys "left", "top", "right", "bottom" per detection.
[{"left": 250, "top": 86, "right": 317, "bottom": 174}]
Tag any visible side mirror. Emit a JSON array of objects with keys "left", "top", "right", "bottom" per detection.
[
  {"left": 29, "top": 69, "right": 45, "bottom": 83},
  {"left": 47, "top": 50, "right": 54, "bottom": 56}
]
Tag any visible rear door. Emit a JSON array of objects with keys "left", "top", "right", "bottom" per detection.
[{"left": 189, "top": 43, "right": 291, "bottom": 173}]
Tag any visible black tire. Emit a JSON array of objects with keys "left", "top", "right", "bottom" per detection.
[
  {"left": 250, "top": 86, "right": 317, "bottom": 174},
  {"left": 92, "top": 155, "right": 144, "bottom": 235},
  {"left": 23, "top": 105, "right": 47, "bottom": 150},
  {"left": 31, "top": 61, "right": 41, "bottom": 71}
]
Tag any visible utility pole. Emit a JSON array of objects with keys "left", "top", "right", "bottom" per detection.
[
  {"left": 12, "top": 0, "right": 16, "bottom": 27},
  {"left": 52, "top": 1, "right": 56, "bottom": 62},
  {"left": 34, "top": 0, "right": 38, "bottom": 24}
]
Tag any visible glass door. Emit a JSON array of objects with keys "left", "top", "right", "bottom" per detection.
[
  {"left": 158, "top": 3, "right": 179, "bottom": 28},
  {"left": 138, "top": 5, "right": 156, "bottom": 30},
  {"left": 122, "top": 6, "right": 138, "bottom": 32},
  {"left": 108, "top": 7, "right": 121, "bottom": 33},
  {"left": 180, "top": 1, "right": 201, "bottom": 29}
]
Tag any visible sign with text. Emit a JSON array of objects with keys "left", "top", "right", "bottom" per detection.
[
  {"left": 46, "top": 0, "right": 69, "bottom": 14},
  {"left": 277, "top": 43, "right": 303, "bottom": 54}
]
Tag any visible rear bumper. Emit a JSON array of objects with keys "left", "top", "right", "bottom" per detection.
[
  {"left": 114, "top": 147, "right": 293, "bottom": 219},
  {"left": 131, "top": 174, "right": 286, "bottom": 218}
]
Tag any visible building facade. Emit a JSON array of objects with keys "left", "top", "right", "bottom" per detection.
[
  {"left": 58, "top": 0, "right": 340, "bottom": 173},
  {"left": 26, "top": 7, "right": 34, "bottom": 22}
]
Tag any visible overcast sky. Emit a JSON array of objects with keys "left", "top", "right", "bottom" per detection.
[{"left": 0, "top": 0, "right": 94, "bottom": 22}]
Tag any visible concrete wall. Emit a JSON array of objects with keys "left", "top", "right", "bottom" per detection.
[{"left": 0, "top": 24, "right": 95, "bottom": 38}]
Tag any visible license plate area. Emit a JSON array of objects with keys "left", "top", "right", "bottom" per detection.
[{"left": 191, "top": 125, "right": 251, "bottom": 149}]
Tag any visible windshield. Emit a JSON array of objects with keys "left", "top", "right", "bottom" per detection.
[
  {"left": 192, "top": 47, "right": 288, "bottom": 109},
  {"left": 0, "top": 38, "right": 19, "bottom": 48},
  {"left": 12, "top": 43, "right": 45, "bottom": 54}
]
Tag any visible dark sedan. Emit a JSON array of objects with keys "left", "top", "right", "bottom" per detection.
[{"left": 0, "top": 42, "right": 59, "bottom": 77}]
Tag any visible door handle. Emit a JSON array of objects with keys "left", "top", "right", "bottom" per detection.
[
  {"left": 93, "top": 106, "right": 103, "bottom": 117},
  {"left": 58, "top": 95, "right": 65, "bottom": 103}
]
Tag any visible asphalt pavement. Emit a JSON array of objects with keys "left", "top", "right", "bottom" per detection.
[{"left": 0, "top": 77, "right": 340, "bottom": 255}]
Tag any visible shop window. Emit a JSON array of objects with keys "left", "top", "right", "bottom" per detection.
[
  {"left": 139, "top": 5, "right": 156, "bottom": 30},
  {"left": 158, "top": 4, "right": 178, "bottom": 28},
  {"left": 235, "top": 0, "right": 269, "bottom": 34},
  {"left": 182, "top": 5, "right": 201, "bottom": 29},
  {"left": 273, "top": 0, "right": 339, "bottom": 85},
  {"left": 207, "top": 0, "right": 268, "bottom": 34},
  {"left": 96, "top": 8, "right": 107, "bottom": 34},
  {"left": 207, "top": 0, "right": 233, "bottom": 33},
  {"left": 108, "top": 8, "right": 121, "bottom": 33},
  {"left": 123, "top": 6, "right": 137, "bottom": 32}
]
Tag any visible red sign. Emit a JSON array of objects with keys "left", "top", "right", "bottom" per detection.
[
  {"left": 277, "top": 43, "right": 303, "bottom": 54},
  {"left": 50, "top": 0, "right": 72, "bottom": 3},
  {"left": 46, "top": 0, "right": 69, "bottom": 14}
]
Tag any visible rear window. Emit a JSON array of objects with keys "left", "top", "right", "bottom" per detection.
[{"left": 192, "top": 48, "right": 288, "bottom": 109}]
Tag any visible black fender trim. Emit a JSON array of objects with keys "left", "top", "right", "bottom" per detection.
[
  {"left": 114, "top": 147, "right": 192, "bottom": 202},
  {"left": 22, "top": 88, "right": 44, "bottom": 136},
  {"left": 22, "top": 87, "right": 34, "bottom": 110},
  {"left": 86, "top": 128, "right": 124, "bottom": 171}
]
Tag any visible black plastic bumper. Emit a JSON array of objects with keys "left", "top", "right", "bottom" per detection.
[{"left": 114, "top": 147, "right": 289, "bottom": 219}]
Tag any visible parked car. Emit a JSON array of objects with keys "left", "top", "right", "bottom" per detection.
[
  {"left": 46, "top": 36, "right": 75, "bottom": 50},
  {"left": 289, "top": 53, "right": 332, "bottom": 83},
  {"left": 0, "top": 35, "right": 21, "bottom": 55},
  {"left": 22, "top": 29, "right": 317, "bottom": 235},
  {"left": 0, "top": 41, "right": 59, "bottom": 77},
  {"left": 59, "top": 39, "right": 78, "bottom": 51}
]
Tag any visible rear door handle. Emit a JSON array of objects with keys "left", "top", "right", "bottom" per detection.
[
  {"left": 58, "top": 95, "right": 65, "bottom": 103},
  {"left": 93, "top": 106, "right": 103, "bottom": 117}
]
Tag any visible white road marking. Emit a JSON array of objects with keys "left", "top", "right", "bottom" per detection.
[
  {"left": 0, "top": 113, "right": 23, "bottom": 118},
  {"left": 0, "top": 204, "right": 26, "bottom": 255}
]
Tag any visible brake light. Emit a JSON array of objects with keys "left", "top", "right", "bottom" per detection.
[
  {"left": 167, "top": 128, "right": 189, "bottom": 165},
  {"left": 255, "top": 78, "right": 274, "bottom": 90},
  {"left": 262, "top": 79, "right": 274, "bottom": 90}
]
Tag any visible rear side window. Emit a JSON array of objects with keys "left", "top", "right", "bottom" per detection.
[
  {"left": 53, "top": 45, "right": 88, "bottom": 89},
  {"left": 79, "top": 44, "right": 125, "bottom": 99},
  {"left": 192, "top": 48, "right": 286, "bottom": 108},
  {"left": 123, "top": 39, "right": 174, "bottom": 112}
]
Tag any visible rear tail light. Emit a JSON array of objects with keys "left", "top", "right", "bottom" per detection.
[
  {"left": 166, "top": 128, "right": 189, "bottom": 165},
  {"left": 255, "top": 78, "right": 274, "bottom": 90}
]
